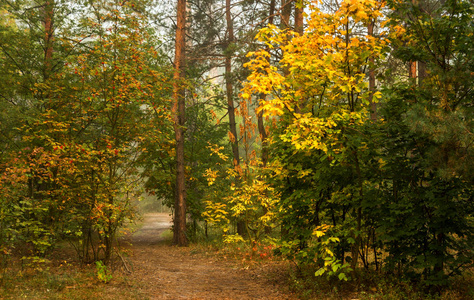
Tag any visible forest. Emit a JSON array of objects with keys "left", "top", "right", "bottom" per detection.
[{"left": 0, "top": 0, "right": 473, "bottom": 299}]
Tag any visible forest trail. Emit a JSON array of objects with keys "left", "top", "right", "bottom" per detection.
[{"left": 123, "top": 213, "right": 296, "bottom": 300}]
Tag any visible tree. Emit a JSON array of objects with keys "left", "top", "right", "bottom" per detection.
[
  {"left": 375, "top": 0, "right": 474, "bottom": 285},
  {"left": 241, "top": 0, "right": 473, "bottom": 286},
  {"left": 0, "top": 0, "right": 172, "bottom": 265},
  {"left": 243, "top": 0, "right": 388, "bottom": 278},
  {"left": 172, "top": 0, "right": 188, "bottom": 246}
]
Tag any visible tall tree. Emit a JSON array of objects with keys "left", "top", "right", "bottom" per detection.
[
  {"left": 295, "top": 0, "right": 303, "bottom": 35},
  {"left": 224, "top": 0, "right": 246, "bottom": 236},
  {"left": 43, "top": 0, "right": 54, "bottom": 78},
  {"left": 0, "top": 0, "right": 172, "bottom": 264},
  {"left": 172, "top": 0, "right": 188, "bottom": 246},
  {"left": 244, "top": 0, "right": 388, "bottom": 279},
  {"left": 225, "top": 0, "right": 240, "bottom": 173}
]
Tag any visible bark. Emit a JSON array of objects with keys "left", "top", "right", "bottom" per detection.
[
  {"left": 225, "top": 0, "right": 245, "bottom": 236},
  {"left": 408, "top": 0, "right": 419, "bottom": 83},
  {"left": 225, "top": 0, "right": 240, "bottom": 172},
  {"left": 258, "top": 0, "right": 276, "bottom": 235},
  {"left": 279, "top": 0, "right": 293, "bottom": 237},
  {"left": 44, "top": 0, "right": 54, "bottom": 78},
  {"left": 172, "top": 0, "right": 188, "bottom": 247},
  {"left": 409, "top": 61, "right": 417, "bottom": 79},
  {"left": 257, "top": 97, "right": 268, "bottom": 166},
  {"left": 280, "top": 0, "right": 292, "bottom": 30},
  {"left": 295, "top": 0, "right": 303, "bottom": 35},
  {"left": 368, "top": 21, "right": 377, "bottom": 120},
  {"left": 268, "top": 0, "right": 276, "bottom": 25},
  {"left": 257, "top": 94, "right": 270, "bottom": 235},
  {"left": 418, "top": 61, "right": 427, "bottom": 85}
]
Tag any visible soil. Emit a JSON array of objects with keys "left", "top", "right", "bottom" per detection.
[{"left": 122, "top": 213, "right": 297, "bottom": 300}]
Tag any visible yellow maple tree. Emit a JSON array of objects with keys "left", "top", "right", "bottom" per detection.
[{"left": 243, "top": 0, "right": 388, "bottom": 158}]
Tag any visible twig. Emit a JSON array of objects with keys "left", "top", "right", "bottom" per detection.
[{"left": 115, "top": 249, "right": 131, "bottom": 273}]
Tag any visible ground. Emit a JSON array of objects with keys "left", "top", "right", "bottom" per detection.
[
  {"left": 1, "top": 214, "right": 470, "bottom": 299},
  {"left": 121, "top": 213, "right": 297, "bottom": 300}
]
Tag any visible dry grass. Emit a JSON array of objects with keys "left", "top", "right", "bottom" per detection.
[
  {"left": 0, "top": 244, "right": 147, "bottom": 300},
  {"left": 0, "top": 264, "right": 147, "bottom": 299}
]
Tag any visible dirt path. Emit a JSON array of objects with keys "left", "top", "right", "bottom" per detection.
[{"left": 124, "top": 213, "right": 296, "bottom": 300}]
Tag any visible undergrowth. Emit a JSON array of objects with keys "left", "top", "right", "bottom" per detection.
[
  {"left": 0, "top": 241, "right": 143, "bottom": 300},
  {"left": 190, "top": 232, "right": 474, "bottom": 300},
  {"left": 285, "top": 264, "right": 474, "bottom": 300}
]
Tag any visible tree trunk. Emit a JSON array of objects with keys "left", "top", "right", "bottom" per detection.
[
  {"left": 409, "top": 61, "right": 417, "bottom": 80},
  {"left": 408, "top": 0, "right": 418, "bottom": 83},
  {"left": 279, "top": 0, "right": 293, "bottom": 237},
  {"left": 225, "top": 0, "right": 239, "bottom": 173},
  {"left": 257, "top": 96, "right": 268, "bottom": 166},
  {"left": 350, "top": 150, "right": 363, "bottom": 274},
  {"left": 268, "top": 0, "right": 276, "bottom": 25},
  {"left": 280, "top": 0, "right": 292, "bottom": 30},
  {"left": 172, "top": 0, "right": 188, "bottom": 247},
  {"left": 368, "top": 21, "right": 377, "bottom": 120},
  {"left": 295, "top": 0, "right": 303, "bottom": 35},
  {"left": 225, "top": 0, "right": 245, "bottom": 237},
  {"left": 44, "top": 0, "right": 54, "bottom": 78},
  {"left": 257, "top": 0, "right": 275, "bottom": 167},
  {"left": 258, "top": 0, "right": 276, "bottom": 235}
]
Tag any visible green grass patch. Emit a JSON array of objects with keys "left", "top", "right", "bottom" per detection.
[{"left": 160, "top": 229, "right": 173, "bottom": 240}]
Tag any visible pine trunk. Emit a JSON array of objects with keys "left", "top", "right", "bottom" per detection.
[
  {"left": 172, "top": 0, "right": 188, "bottom": 247},
  {"left": 295, "top": 1, "right": 303, "bottom": 35},
  {"left": 44, "top": 0, "right": 54, "bottom": 78}
]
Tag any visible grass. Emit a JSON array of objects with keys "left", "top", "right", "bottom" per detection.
[
  {"left": 0, "top": 259, "right": 148, "bottom": 300},
  {"left": 0, "top": 235, "right": 146, "bottom": 300},
  {"left": 0, "top": 212, "right": 170, "bottom": 300},
  {"left": 160, "top": 229, "right": 173, "bottom": 241}
]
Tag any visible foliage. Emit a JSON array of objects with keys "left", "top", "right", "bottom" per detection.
[
  {"left": 95, "top": 260, "right": 113, "bottom": 283},
  {"left": 202, "top": 144, "right": 278, "bottom": 244},
  {"left": 0, "top": 0, "right": 172, "bottom": 266},
  {"left": 243, "top": 0, "right": 388, "bottom": 278},
  {"left": 141, "top": 82, "right": 232, "bottom": 240},
  {"left": 242, "top": 0, "right": 474, "bottom": 289},
  {"left": 0, "top": 0, "right": 473, "bottom": 296}
]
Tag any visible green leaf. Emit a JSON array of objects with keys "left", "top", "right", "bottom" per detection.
[{"left": 315, "top": 268, "right": 326, "bottom": 277}]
